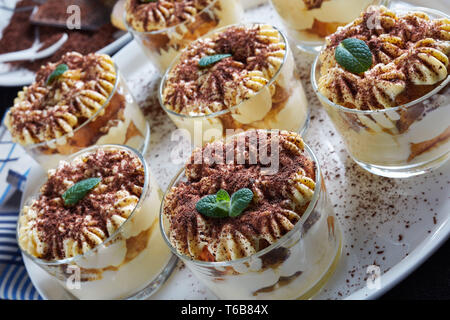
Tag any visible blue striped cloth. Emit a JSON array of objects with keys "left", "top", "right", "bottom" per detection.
[
  {"left": 0, "top": 214, "right": 41, "bottom": 300},
  {"left": 0, "top": 125, "right": 42, "bottom": 300}
]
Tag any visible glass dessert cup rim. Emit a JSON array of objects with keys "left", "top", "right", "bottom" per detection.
[
  {"left": 16, "top": 143, "right": 151, "bottom": 267},
  {"left": 123, "top": 0, "right": 222, "bottom": 35},
  {"left": 159, "top": 130, "right": 324, "bottom": 268},
  {"left": 21, "top": 62, "right": 122, "bottom": 151},
  {"left": 310, "top": 5, "right": 450, "bottom": 115},
  {"left": 158, "top": 22, "right": 290, "bottom": 121}
]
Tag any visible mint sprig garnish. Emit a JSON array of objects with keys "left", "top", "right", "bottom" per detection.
[
  {"left": 196, "top": 194, "right": 229, "bottom": 218},
  {"left": 335, "top": 38, "right": 373, "bottom": 74},
  {"left": 196, "top": 188, "right": 253, "bottom": 218},
  {"left": 46, "top": 63, "right": 69, "bottom": 85},
  {"left": 198, "top": 54, "right": 232, "bottom": 68},
  {"left": 62, "top": 177, "right": 101, "bottom": 206}
]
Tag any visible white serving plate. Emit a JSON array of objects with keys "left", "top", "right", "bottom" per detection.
[
  {"left": 21, "top": 1, "right": 450, "bottom": 300},
  {"left": 0, "top": 0, "right": 131, "bottom": 87}
]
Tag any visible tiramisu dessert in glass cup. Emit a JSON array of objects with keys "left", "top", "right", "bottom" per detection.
[
  {"left": 269, "top": 0, "right": 390, "bottom": 53},
  {"left": 17, "top": 145, "right": 177, "bottom": 300},
  {"left": 124, "top": 0, "right": 243, "bottom": 73},
  {"left": 160, "top": 130, "right": 342, "bottom": 299},
  {"left": 312, "top": 5, "right": 450, "bottom": 178},
  {"left": 4, "top": 52, "right": 149, "bottom": 171},
  {"left": 160, "top": 23, "right": 309, "bottom": 146}
]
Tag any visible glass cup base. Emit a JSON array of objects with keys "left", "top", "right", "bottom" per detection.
[
  {"left": 297, "top": 227, "right": 342, "bottom": 300},
  {"left": 126, "top": 254, "right": 178, "bottom": 300},
  {"left": 352, "top": 152, "right": 450, "bottom": 178}
]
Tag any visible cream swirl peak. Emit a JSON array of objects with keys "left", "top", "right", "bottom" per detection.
[
  {"left": 162, "top": 24, "right": 286, "bottom": 115},
  {"left": 5, "top": 52, "right": 117, "bottom": 146},
  {"left": 163, "top": 130, "right": 316, "bottom": 262},
  {"left": 18, "top": 147, "right": 145, "bottom": 261},
  {"left": 318, "top": 5, "right": 450, "bottom": 110},
  {"left": 125, "top": 0, "right": 216, "bottom": 32}
]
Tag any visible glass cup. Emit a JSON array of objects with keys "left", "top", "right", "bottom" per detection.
[
  {"left": 311, "top": 7, "right": 450, "bottom": 178},
  {"left": 269, "top": 0, "right": 390, "bottom": 54},
  {"left": 160, "top": 134, "right": 342, "bottom": 300},
  {"left": 17, "top": 144, "right": 177, "bottom": 300},
  {"left": 159, "top": 23, "right": 310, "bottom": 147},
  {"left": 23, "top": 64, "right": 150, "bottom": 171},
  {"left": 125, "top": 0, "right": 243, "bottom": 73}
]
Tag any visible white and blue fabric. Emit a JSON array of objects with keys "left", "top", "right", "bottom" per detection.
[{"left": 0, "top": 125, "right": 42, "bottom": 300}]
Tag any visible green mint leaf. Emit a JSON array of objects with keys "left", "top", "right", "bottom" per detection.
[
  {"left": 62, "top": 177, "right": 101, "bottom": 206},
  {"left": 198, "top": 54, "right": 232, "bottom": 68},
  {"left": 196, "top": 188, "right": 253, "bottom": 218},
  {"left": 196, "top": 194, "right": 229, "bottom": 218},
  {"left": 214, "top": 201, "right": 230, "bottom": 215},
  {"left": 216, "top": 189, "right": 230, "bottom": 202},
  {"left": 229, "top": 188, "right": 253, "bottom": 218},
  {"left": 46, "top": 63, "right": 69, "bottom": 85},
  {"left": 335, "top": 38, "right": 373, "bottom": 74}
]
